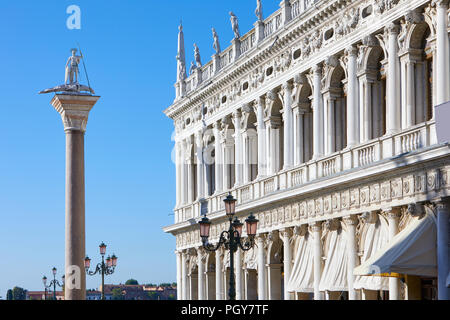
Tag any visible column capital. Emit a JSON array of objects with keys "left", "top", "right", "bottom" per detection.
[
  {"left": 312, "top": 64, "right": 322, "bottom": 75},
  {"left": 343, "top": 215, "right": 359, "bottom": 226},
  {"left": 256, "top": 233, "right": 267, "bottom": 243},
  {"left": 345, "top": 45, "right": 358, "bottom": 57},
  {"left": 386, "top": 22, "right": 401, "bottom": 35},
  {"left": 360, "top": 211, "right": 380, "bottom": 224},
  {"left": 382, "top": 207, "right": 402, "bottom": 219},
  {"left": 308, "top": 221, "right": 322, "bottom": 232},
  {"left": 51, "top": 94, "right": 100, "bottom": 133},
  {"left": 279, "top": 228, "right": 293, "bottom": 239},
  {"left": 282, "top": 81, "right": 294, "bottom": 92},
  {"left": 432, "top": 197, "right": 450, "bottom": 210},
  {"left": 432, "top": 0, "right": 449, "bottom": 8}
]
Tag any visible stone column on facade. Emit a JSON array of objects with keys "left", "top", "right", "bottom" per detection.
[
  {"left": 256, "top": 234, "right": 267, "bottom": 300},
  {"left": 215, "top": 248, "right": 224, "bottom": 300},
  {"left": 309, "top": 221, "right": 323, "bottom": 300},
  {"left": 235, "top": 248, "right": 243, "bottom": 300},
  {"left": 346, "top": 46, "right": 360, "bottom": 147},
  {"left": 185, "top": 138, "right": 195, "bottom": 203},
  {"left": 175, "top": 141, "right": 181, "bottom": 208},
  {"left": 324, "top": 93, "right": 336, "bottom": 154},
  {"left": 195, "top": 131, "right": 205, "bottom": 200},
  {"left": 198, "top": 248, "right": 205, "bottom": 300},
  {"left": 434, "top": 198, "right": 450, "bottom": 300},
  {"left": 435, "top": 0, "right": 450, "bottom": 104},
  {"left": 50, "top": 94, "right": 99, "bottom": 300},
  {"left": 386, "top": 23, "right": 401, "bottom": 135},
  {"left": 255, "top": 97, "right": 267, "bottom": 178},
  {"left": 213, "top": 122, "right": 224, "bottom": 194},
  {"left": 281, "top": 228, "right": 293, "bottom": 300},
  {"left": 406, "top": 60, "right": 416, "bottom": 128},
  {"left": 265, "top": 90, "right": 282, "bottom": 175},
  {"left": 180, "top": 140, "right": 188, "bottom": 205},
  {"left": 181, "top": 250, "right": 188, "bottom": 300},
  {"left": 176, "top": 251, "right": 182, "bottom": 300},
  {"left": 384, "top": 207, "right": 402, "bottom": 300},
  {"left": 282, "top": 81, "right": 294, "bottom": 170},
  {"left": 343, "top": 215, "right": 359, "bottom": 300},
  {"left": 312, "top": 65, "right": 324, "bottom": 159},
  {"left": 232, "top": 110, "right": 243, "bottom": 187},
  {"left": 359, "top": 74, "right": 373, "bottom": 142}
]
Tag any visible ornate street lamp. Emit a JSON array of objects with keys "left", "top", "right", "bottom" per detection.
[
  {"left": 198, "top": 193, "right": 258, "bottom": 300},
  {"left": 85, "top": 242, "right": 118, "bottom": 300},
  {"left": 42, "top": 267, "right": 64, "bottom": 300}
]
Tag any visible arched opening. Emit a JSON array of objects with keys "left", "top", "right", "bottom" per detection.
[
  {"left": 266, "top": 92, "right": 284, "bottom": 175},
  {"left": 203, "top": 133, "right": 216, "bottom": 196},
  {"left": 242, "top": 108, "right": 258, "bottom": 183},
  {"left": 243, "top": 247, "right": 258, "bottom": 300},
  {"left": 294, "top": 77, "right": 313, "bottom": 165},
  {"left": 365, "top": 46, "right": 386, "bottom": 140},
  {"left": 326, "top": 65, "right": 347, "bottom": 153},
  {"left": 206, "top": 252, "right": 216, "bottom": 300},
  {"left": 267, "top": 233, "right": 284, "bottom": 300},
  {"left": 406, "top": 23, "right": 433, "bottom": 125}
]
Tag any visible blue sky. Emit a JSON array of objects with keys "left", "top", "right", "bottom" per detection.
[{"left": 0, "top": 0, "right": 280, "bottom": 296}]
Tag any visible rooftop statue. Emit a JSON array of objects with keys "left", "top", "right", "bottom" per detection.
[
  {"left": 229, "top": 12, "right": 240, "bottom": 39},
  {"left": 256, "top": 0, "right": 263, "bottom": 22},
  {"left": 212, "top": 28, "right": 221, "bottom": 54},
  {"left": 194, "top": 43, "right": 202, "bottom": 67},
  {"left": 39, "top": 48, "right": 95, "bottom": 95}
]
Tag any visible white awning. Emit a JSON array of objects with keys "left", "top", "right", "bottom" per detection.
[
  {"left": 354, "top": 215, "right": 390, "bottom": 291},
  {"left": 287, "top": 233, "right": 314, "bottom": 293},
  {"left": 354, "top": 213, "right": 437, "bottom": 278},
  {"left": 319, "top": 223, "right": 348, "bottom": 292}
]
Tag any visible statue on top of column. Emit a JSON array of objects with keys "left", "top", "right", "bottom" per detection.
[
  {"left": 212, "top": 28, "right": 221, "bottom": 54},
  {"left": 229, "top": 12, "right": 240, "bottom": 39},
  {"left": 39, "top": 48, "right": 95, "bottom": 95},
  {"left": 255, "top": 0, "right": 263, "bottom": 22},
  {"left": 194, "top": 43, "right": 202, "bottom": 67}
]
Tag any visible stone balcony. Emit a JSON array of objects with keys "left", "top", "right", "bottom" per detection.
[{"left": 173, "top": 120, "right": 439, "bottom": 224}]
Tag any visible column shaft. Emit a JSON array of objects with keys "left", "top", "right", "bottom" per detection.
[
  {"left": 215, "top": 251, "right": 223, "bottom": 300},
  {"left": 282, "top": 83, "right": 294, "bottom": 169},
  {"left": 387, "top": 24, "right": 401, "bottom": 134},
  {"left": 346, "top": 46, "right": 359, "bottom": 147},
  {"left": 436, "top": 0, "right": 450, "bottom": 104},
  {"left": 65, "top": 130, "right": 86, "bottom": 300},
  {"left": 312, "top": 66, "right": 324, "bottom": 159},
  {"left": 213, "top": 124, "right": 223, "bottom": 194},
  {"left": 198, "top": 251, "right": 205, "bottom": 300},
  {"left": 257, "top": 236, "right": 267, "bottom": 300},
  {"left": 282, "top": 230, "right": 292, "bottom": 300},
  {"left": 310, "top": 222, "right": 322, "bottom": 300},
  {"left": 435, "top": 199, "right": 450, "bottom": 300}
]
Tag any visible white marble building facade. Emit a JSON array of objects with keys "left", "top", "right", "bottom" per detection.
[{"left": 163, "top": 0, "right": 450, "bottom": 300}]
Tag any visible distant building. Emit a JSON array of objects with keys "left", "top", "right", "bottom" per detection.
[
  {"left": 100, "top": 284, "right": 177, "bottom": 300},
  {"left": 26, "top": 291, "right": 64, "bottom": 300},
  {"left": 86, "top": 290, "right": 104, "bottom": 300}
]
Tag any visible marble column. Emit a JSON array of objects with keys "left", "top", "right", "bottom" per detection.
[
  {"left": 176, "top": 251, "right": 182, "bottom": 300},
  {"left": 344, "top": 215, "right": 359, "bottom": 300},
  {"left": 175, "top": 141, "right": 181, "bottom": 208},
  {"left": 384, "top": 207, "right": 402, "bottom": 300},
  {"left": 232, "top": 110, "right": 243, "bottom": 187},
  {"left": 406, "top": 60, "right": 416, "bottom": 128},
  {"left": 255, "top": 97, "right": 267, "bottom": 178},
  {"left": 282, "top": 82, "right": 294, "bottom": 170},
  {"left": 51, "top": 94, "right": 99, "bottom": 300},
  {"left": 312, "top": 65, "right": 324, "bottom": 159},
  {"left": 435, "top": 0, "right": 450, "bottom": 104},
  {"left": 256, "top": 234, "right": 267, "bottom": 300},
  {"left": 309, "top": 221, "right": 323, "bottom": 300},
  {"left": 181, "top": 251, "right": 188, "bottom": 300},
  {"left": 180, "top": 140, "right": 188, "bottom": 205},
  {"left": 346, "top": 46, "right": 360, "bottom": 147},
  {"left": 195, "top": 131, "right": 205, "bottom": 200},
  {"left": 213, "top": 122, "right": 223, "bottom": 194},
  {"left": 235, "top": 248, "right": 243, "bottom": 300},
  {"left": 434, "top": 198, "right": 450, "bottom": 300},
  {"left": 215, "top": 249, "right": 223, "bottom": 300},
  {"left": 386, "top": 23, "right": 401, "bottom": 135},
  {"left": 281, "top": 228, "right": 293, "bottom": 300},
  {"left": 198, "top": 248, "right": 205, "bottom": 300}
]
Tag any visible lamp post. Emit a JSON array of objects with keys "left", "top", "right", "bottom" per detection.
[
  {"left": 84, "top": 242, "right": 118, "bottom": 300},
  {"left": 42, "top": 267, "right": 64, "bottom": 300},
  {"left": 198, "top": 193, "right": 258, "bottom": 300}
]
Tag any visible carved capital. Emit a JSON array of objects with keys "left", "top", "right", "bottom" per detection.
[
  {"left": 407, "top": 203, "right": 426, "bottom": 218},
  {"left": 312, "top": 64, "right": 322, "bottom": 75},
  {"left": 386, "top": 22, "right": 401, "bottom": 35},
  {"left": 360, "top": 211, "right": 380, "bottom": 224},
  {"left": 51, "top": 94, "right": 100, "bottom": 133},
  {"left": 279, "top": 228, "right": 293, "bottom": 239},
  {"left": 308, "top": 221, "right": 322, "bottom": 233},
  {"left": 343, "top": 215, "right": 359, "bottom": 227},
  {"left": 432, "top": 0, "right": 450, "bottom": 9},
  {"left": 382, "top": 207, "right": 402, "bottom": 220},
  {"left": 293, "top": 224, "right": 307, "bottom": 237},
  {"left": 432, "top": 197, "right": 450, "bottom": 211},
  {"left": 345, "top": 45, "right": 358, "bottom": 57}
]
